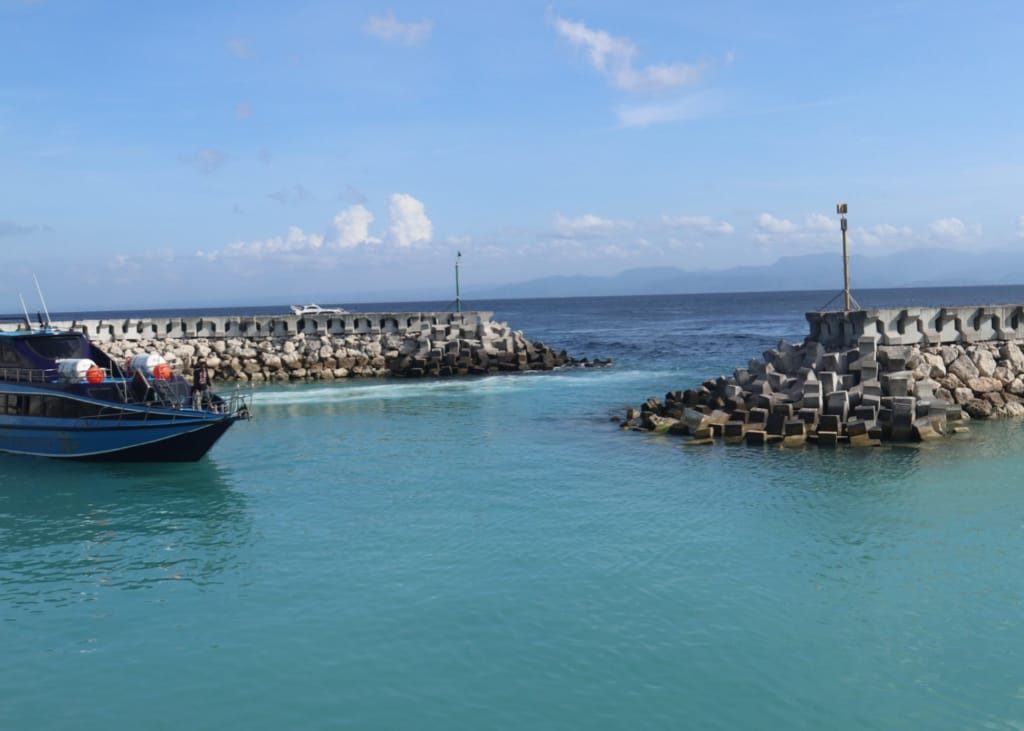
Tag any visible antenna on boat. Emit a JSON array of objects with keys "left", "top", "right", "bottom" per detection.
[
  {"left": 32, "top": 274, "right": 52, "bottom": 329},
  {"left": 17, "top": 293, "right": 31, "bottom": 330}
]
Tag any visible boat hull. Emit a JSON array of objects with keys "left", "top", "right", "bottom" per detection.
[{"left": 0, "top": 415, "right": 238, "bottom": 461}]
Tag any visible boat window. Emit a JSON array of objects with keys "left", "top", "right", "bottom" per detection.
[
  {"left": 0, "top": 394, "right": 22, "bottom": 415},
  {"left": 24, "top": 335, "right": 87, "bottom": 360},
  {"left": 0, "top": 342, "right": 31, "bottom": 369},
  {"left": 9, "top": 394, "right": 105, "bottom": 419}
]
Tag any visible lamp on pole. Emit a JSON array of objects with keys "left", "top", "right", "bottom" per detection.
[
  {"left": 454, "top": 251, "right": 462, "bottom": 314},
  {"left": 837, "top": 202, "right": 851, "bottom": 311}
]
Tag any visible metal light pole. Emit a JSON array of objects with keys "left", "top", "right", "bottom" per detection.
[
  {"left": 454, "top": 251, "right": 462, "bottom": 314},
  {"left": 837, "top": 202, "right": 851, "bottom": 311}
]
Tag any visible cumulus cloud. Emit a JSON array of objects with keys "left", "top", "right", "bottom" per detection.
[
  {"left": 550, "top": 13, "right": 705, "bottom": 92},
  {"left": 328, "top": 205, "right": 380, "bottom": 249},
  {"left": 190, "top": 195, "right": 432, "bottom": 263},
  {"left": 364, "top": 10, "right": 434, "bottom": 46},
  {"left": 197, "top": 226, "right": 325, "bottom": 262},
  {"left": 855, "top": 223, "right": 915, "bottom": 248},
  {"left": 660, "top": 214, "right": 734, "bottom": 235},
  {"left": 388, "top": 193, "right": 433, "bottom": 247},
  {"left": 754, "top": 212, "right": 837, "bottom": 247},
  {"left": 553, "top": 212, "right": 628, "bottom": 237},
  {"left": 929, "top": 217, "right": 982, "bottom": 243}
]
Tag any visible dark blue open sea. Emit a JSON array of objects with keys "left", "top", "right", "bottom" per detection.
[{"left": 5, "top": 286, "right": 1024, "bottom": 730}]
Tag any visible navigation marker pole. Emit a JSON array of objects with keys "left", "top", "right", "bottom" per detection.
[
  {"left": 455, "top": 251, "right": 462, "bottom": 315},
  {"left": 836, "top": 202, "right": 859, "bottom": 312}
]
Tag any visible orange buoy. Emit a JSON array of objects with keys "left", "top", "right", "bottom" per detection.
[
  {"left": 86, "top": 366, "right": 105, "bottom": 384},
  {"left": 152, "top": 363, "right": 172, "bottom": 380}
]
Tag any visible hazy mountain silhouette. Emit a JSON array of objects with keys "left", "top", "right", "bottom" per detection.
[{"left": 473, "top": 248, "right": 1024, "bottom": 299}]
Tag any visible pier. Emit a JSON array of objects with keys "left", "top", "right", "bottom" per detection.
[{"left": 0, "top": 311, "right": 574, "bottom": 382}]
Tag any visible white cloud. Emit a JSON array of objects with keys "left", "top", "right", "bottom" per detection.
[
  {"left": 550, "top": 13, "right": 705, "bottom": 93},
  {"left": 365, "top": 10, "right": 434, "bottom": 46},
  {"left": 1018, "top": 216, "right": 1024, "bottom": 239},
  {"left": 754, "top": 212, "right": 838, "bottom": 247},
  {"left": 553, "top": 212, "right": 627, "bottom": 237},
  {"left": 929, "top": 217, "right": 982, "bottom": 243},
  {"left": 198, "top": 226, "right": 325, "bottom": 261},
  {"left": 855, "top": 223, "right": 915, "bottom": 247},
  {"left": 388, "top": 193, "right": 433, "bottom": 247},
  {"left": 660, "top": 214, "right": 734, "bottom": 235},
  {"left": 328, "top": 205, "right": 380, "bottom": 249}
]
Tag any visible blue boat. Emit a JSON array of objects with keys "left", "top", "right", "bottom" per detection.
[{"left": 0, "top": 327, "right": 250, "bottom": 461}]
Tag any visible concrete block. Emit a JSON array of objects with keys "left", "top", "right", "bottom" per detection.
[
  {"left": 723, "top": 421, "right": 746, "bottom": 444},
  {"left": 891, "top": 396, "right": 917, "bottom": 441},
  {"left": 822, "top": 352, "right": 848, "bottom": 374},
  {"left": 772, "top": 403, "right": 794, "bottom": 418},
  {"left": 850, "top": 434, "right": 882, "bottom": 448},
  {"left": 818, "top": 431, "right": 839, "bottom": 447},
  {"left": 818, "top": 413, "right": 841, "bottom": 433},
  {"left": 745, "top": 430, "right": 768, "bottom": 446},
  {"left": 748, "top": 407, "right": 769, "bottom": 426},
  {"left": 826, "top": 390, "right": 850, "bottom": 421},
  {"left": 784, "top": 419, "right": 806, "bottom": 436},
  {"left": 854, "top": 404, "right": 878, "bottom": 421},
  {"left": 797, "top": 408, "right": 819, "bottom": 425},
  {"left": 846, "top": 419, "right": 869, "bottom": 437},
  {"left": 883, "top": 372, "right": 912, "bottom": 397},
  {"left": 820, "top": 371, "right": 839, "bottom": 396},
  {"left": 766, "top": 412, "right": 787, "bottom": 435},
  {"left": 858, "top": 334, "right": 879, "bottom": 359}
]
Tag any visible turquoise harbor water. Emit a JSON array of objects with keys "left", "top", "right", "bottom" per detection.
[{"left": 5, "top": 288, "right": 1024, "bottom": 730}]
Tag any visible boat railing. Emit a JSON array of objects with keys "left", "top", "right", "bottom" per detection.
[
  {"left": 82, "top": 386, "right": 254, "bottom": 423},
  {"left": 0, "top": 366, "right": 60, "bottom": 384},
  {"left": 0, "top": 364, "right": 127, "bottom": 394}
]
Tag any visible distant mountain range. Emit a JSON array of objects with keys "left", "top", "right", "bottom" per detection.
[{"left": 471, "top": 247, "right": 1024, "bottom": 299}]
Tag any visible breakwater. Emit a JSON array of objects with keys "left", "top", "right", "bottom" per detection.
[
  {"left": 625, "top": 304, "right": 1024, "bottom": 446},
  {"left": 4, "top": 311, "right": 578, "bottom": 382}
]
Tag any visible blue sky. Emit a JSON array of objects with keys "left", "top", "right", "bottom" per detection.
[{"left": 2, "top": 0, "right": 1023, "bottom": 308}]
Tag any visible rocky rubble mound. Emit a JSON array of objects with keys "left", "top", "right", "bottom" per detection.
[
  {"left": 100, "top": 319, "right": 581, "bottom": 383},
  {"left": 619, "top": 334, "right": 1024, "bottom": 447}
]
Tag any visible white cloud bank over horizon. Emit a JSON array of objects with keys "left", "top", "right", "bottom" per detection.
[{"left": 194, "top": 193, "right": 432, "bottom": 262}]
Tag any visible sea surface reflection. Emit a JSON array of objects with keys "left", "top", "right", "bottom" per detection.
[{"left": 0, "top": 458, "right": 250, "bottom": 609}]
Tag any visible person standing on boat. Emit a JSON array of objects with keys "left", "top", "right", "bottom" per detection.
[{"left": 192, "top": 357, "right": 211, "bottom": 410}]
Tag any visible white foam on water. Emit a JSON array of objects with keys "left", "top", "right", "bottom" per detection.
[{"left": 248, "top": 368, "right": 684, "bottom": 407}]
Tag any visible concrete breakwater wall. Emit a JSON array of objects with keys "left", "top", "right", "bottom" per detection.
[
  {"left": 6, "top": 311, "right": 575, "bottom": 382},
  {"left": 807, "top": 304, "right": 1024, "bottom": 350},
  {"left": 625, "top": 304, "right": 1024, "bottom": 448}
]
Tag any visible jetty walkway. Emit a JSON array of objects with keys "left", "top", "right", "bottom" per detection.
[{"left": 0, "top": 311, "right": 573, "bottom": 382}]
